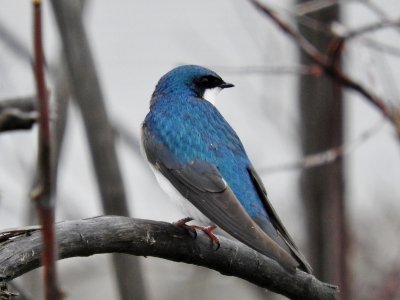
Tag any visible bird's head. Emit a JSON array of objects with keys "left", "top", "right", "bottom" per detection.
[{"left": 152, "top": 65, "right": 234, "bottom": 106}]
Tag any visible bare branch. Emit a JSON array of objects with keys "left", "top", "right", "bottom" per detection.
[
  {"left": 113, "top": 121, "right": 142, "bottom": 157},
  {"left": 250, "top": 0, "right": 400, "bottom": 137},
  {"left": 49, "top": 1, "right": 147, "bottom": 298},
  {"left": 0, "top": 226, "right": 41, "bottom": 243},
  {"left": 0, "top": 96, "right": 36, "bottom": 112},
  {"left": 343, "top": 19, "right": 400, "bottom": 40},
  {"left": 260, "top": 118, "right": 385, "bottom": 174},
  {"left": 0, "top": 217, "right": 339, "bottom": 300},
  {"left": 0, "top": 109, "right": 37, "bottom": 132},
  {"left": 295, "top": 0, "right": 338, "bottom": 16},
  {"left": 49, "top": 0, "right": 129, "bottom": 225},
  {"left": 283, "top": 3, "right": 400, "bottom": 58},
  {"left": 360, "top": 38, "right": 400, "bottom": 58},
  {"left": 31, "top": 1, "right": 60, "bottom": 299},
  {"left": 0, "top": 96, "right": 37, "bottom": 132},
  {"left": 0, "top": 19, "right": 33, "bottom": 66}
]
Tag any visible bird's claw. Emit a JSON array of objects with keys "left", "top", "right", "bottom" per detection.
[
  {"left": 173, "top": 218, "right": 220, "bottom": 249},
  {"left": 196, "top": 225, "right": 220, "bottom": 250},
  {"left": 173, "top": 217, "right": 197, "bottom": 239}
]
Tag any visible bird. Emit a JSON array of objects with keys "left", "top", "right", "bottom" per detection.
[{"left": 141, "top": 65, "right": 311, "bottom": 273}]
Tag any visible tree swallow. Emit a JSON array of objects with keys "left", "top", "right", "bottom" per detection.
[{"left": 141, "top": 65, "right": 311, "bottom": 273}]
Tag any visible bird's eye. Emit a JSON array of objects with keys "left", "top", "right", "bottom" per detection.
[
  {"left": 197, "top": 75, "right": 222, "bottom": 88},
  {"left": 199, "top": 76, "right": 211, "bottom": 84}
]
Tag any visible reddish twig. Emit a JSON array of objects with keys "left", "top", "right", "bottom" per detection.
[
  {"left": 31, "top": 1, "right": 61, "bottom": 299},
  {"left": 250, "top": 0, "right": 400, "bottom": 136}
]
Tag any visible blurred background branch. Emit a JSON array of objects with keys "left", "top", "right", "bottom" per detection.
[
  {"left": 0, "top": 101, "right": 37, "bottom": 132},
  {"left": 296, "top": 1, "right": 348, "bottom": 299},
  {"left": 250, "top": 0, "right": 400, "bottom": 137},
  {"left": 0, "top": 96, "right": 37, "bottom": 132},
  {"left": 0, "top": 19, "right": 33, "bottom": 66},
  {"left": 260, "top": 118, "right": 385, "bottom": 174},
  {"left": 49, "top": 1, "right": 147, "bottom": 299}
]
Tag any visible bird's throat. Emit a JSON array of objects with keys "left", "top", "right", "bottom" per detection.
[{"left": 202, "top": 87, "right": 222, "bottom": 105}]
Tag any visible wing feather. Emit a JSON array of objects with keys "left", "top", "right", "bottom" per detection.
[
  {"left": 142, "top": 126, "right": 299, "bottom": 272},
  {"left": 247, "top": 165, "right": 312, "bottom": 273}
]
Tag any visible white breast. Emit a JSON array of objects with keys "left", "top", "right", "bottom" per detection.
[
  {"left": 202, "top": 87, "right": 222, "bottom": 105},
  {"left": 151, "top": 166, "right": 212, "bottom": 225}
]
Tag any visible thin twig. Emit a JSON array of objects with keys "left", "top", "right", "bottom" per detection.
[
  {"left": 113, "top": 121, "right": 142, "bottom": 156},
  {"left": 0, "top": 19, "right": 33, "bottom": 66},
  {"left": 31, "top": 1, "right": 61, "bottom": 299},
  {"left": 295, "top": 0, "right": 339, "bottom": 16},
  {"left": 329, "top": 18, "right": 400, "bottom": 73},
  {"left": 361, "top": 0, "right": 400, "bottom": 35},
  {"left": 208, "top": 64, "right": 323, "bottom": 76},
  {"left": 358, "top": 0, "right": 400, "bottom": 57},
  {"left": 343, "top": 19, "right": 400, "bottom": 40},
  {"left": 260, "top": 118, "right": 385, "bottom": 174},
  {"left": 0, "top": 217, "right": 339, "bottom": 300},
  {"left": 283, "top": 2, "right": 400, "bottom": 58},
  {"left": 361, "top": 38, "right": 400, "bottom": 58}
]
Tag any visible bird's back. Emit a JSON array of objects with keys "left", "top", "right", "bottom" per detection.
[{"left": 145, "top": 95, "right": 272, "bottom": 228}]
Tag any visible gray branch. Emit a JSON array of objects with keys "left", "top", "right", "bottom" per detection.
[
  {"left": 0, "top": 216, "right": 339, "bottom": 300},
  {"left": 50, "top": 1, "right": 147, "bottom": 298},
  {"left": 0, "top": 96, "right": 37, "bottom": 132}
]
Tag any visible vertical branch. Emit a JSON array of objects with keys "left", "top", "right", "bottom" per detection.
[
  {"left": 31, "top": 1, "right": 61, "bottom": 299},
  {"left": 297, "top": 2, "right": 349, "bottom": 299},
  {"left": 50, "top": 1, "right": 147, "bottom": 299}
]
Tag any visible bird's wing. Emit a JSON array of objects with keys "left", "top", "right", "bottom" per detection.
[
  {"left": 142, "top": 127, "right": 298, "bottom": 273},
  {"left": 247, "top": 165, "right": 313, "bottom": 273}
]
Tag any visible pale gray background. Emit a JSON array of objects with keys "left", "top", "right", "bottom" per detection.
[{"left": 1, "top": 1, "right": 400, "bottom": 299}]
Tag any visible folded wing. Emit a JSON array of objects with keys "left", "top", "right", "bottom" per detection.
[
  {"left": 142, "top": 126, "right": 299, "bottom": 273},
  {"left": 248, "top": 165, "right": 312, "bottom": 273}
]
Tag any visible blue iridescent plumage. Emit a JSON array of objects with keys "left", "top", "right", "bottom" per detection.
[
  {"left": 146, "top": 84, "right": 269, "bottom": 223},
  {"left": 142, "top": 65, "right": 311, "bottom": 273}
]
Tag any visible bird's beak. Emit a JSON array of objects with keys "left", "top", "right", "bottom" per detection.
[{"left": 219, "top": 82, "right": 234, "bottom": 89}]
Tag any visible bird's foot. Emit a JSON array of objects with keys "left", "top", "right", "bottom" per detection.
[
  {"left": 173, "top": 218, "right": 220, "bottom": 250},
  {"left": 173, "top": 217, "right": 197, "bottom": 238},
  {"left": 192, "top": 225, "right": 220, "bottom": 250}
]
